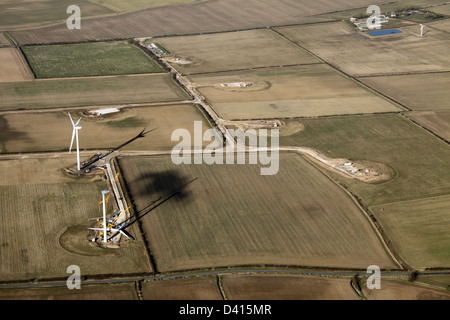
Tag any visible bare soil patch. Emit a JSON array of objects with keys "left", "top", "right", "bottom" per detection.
[{"left": 300, "top": 148, "right": 396, "bottom": 184}]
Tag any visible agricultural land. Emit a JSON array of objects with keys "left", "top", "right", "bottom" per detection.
[
  {"left": 22, "top": 41, "right": 164, "bottom": 78},
  {"left": 0, "top": 0, "right": 448, "bottom": 302},
  {"left": 0, "top": 48, "right": 33, "bottom": 82}
]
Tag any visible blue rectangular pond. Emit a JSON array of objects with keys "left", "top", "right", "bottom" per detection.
[{"left": 367, "top": 29, "right": 403, "bottom": 36}]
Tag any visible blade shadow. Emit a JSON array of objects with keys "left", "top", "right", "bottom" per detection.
[
  {"left": 81, "top": 127, "right": 157, "bottom": 170},
  {"left": 108, "top": 177, "right": 197, "bottom": 241}
]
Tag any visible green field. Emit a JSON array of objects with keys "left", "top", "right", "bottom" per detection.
[
  {"left": 280, "top": 114, "right": 450, "bottom": 207},
  {"left": 361, "top": 278, "right": 450, "bottom": 300},
  {"left": 118, "top": 153, "right": 398, "bottom": 272},
  {"left": 0, "top": 74, "right": 188, "bottom": 110},
  {"left": 371, "top": 195, "right": 450, "bottom": 268},
  {"left": 22, "top": 42, "right": 164, "bottom": 78}
]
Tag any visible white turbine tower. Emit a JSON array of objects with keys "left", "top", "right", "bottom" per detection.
[
  {"left": 68, "top": 112, "right": 82, "bottom": 171},
  {"left": 101, "top": 190, "right": 110, "bottom": 243},
  {"left": 420, "top": 24, "right": 425, "bottom": 37}
]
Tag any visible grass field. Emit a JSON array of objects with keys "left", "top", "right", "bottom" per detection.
[
  {"left": 415, "top": 274, "right": 450, "bottom": 290},
  {"left": 118, "top": 153, "right": 398, "bottom": 272},
  {"left": 142, "top": 277, "right": 223, "bottom": 300},
  {"left": 360, "top": 73, "right": 450, "bottom": 111},
  {"left": 0, "top": 157, "right": 152, "bottom": 282},
  {"left": 0, "top": 0, "right": 114, "bottom": 30},
  {"left": 275, "top": 21, "right": 450, "bottom": 77},
  {"left": 0, "top": 104, "right": 211, "bottom": 153},
  {"left": 222, "top": 274, "right": 359, "bottom": 300},
  {"left": 191, "top": 64, "right": 401, "bottom": 120},
  {"left": 405, "top": 111, "right": 450, "bottom": 141},
  {"left": 370, "top": 195, "right": 450, "bottom": 268},
  {"left": 280, "top": 114, "right": 450, "bottom": 207},
  {"left": 152, "top": 29, "right": 320, "bottom": 74},
  {"left": 0, "top": 283, "right": 138, "bottom": 300},
  {"left": 22, "top": 42, "right": 164, "bottom": 78},
  {"left": 0, "top": 48, "right": 33, "bottom": 82},
  {"left": 0, "top": 74, "right": 188, "bottom": 111}
]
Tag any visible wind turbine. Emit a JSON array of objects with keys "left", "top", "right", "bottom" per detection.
[
  {"left": 68, "top": 112, "right": 82, "bottom": 171},
  {"left": 88, "top": 189, "right": 133, "bottom": 243},
  {"left": 420, "top": 24, "right": 425, "bottom": 37}
]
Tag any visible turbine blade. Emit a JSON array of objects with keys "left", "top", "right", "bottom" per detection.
[
  {"left": 68, "top": 112, "right": 75, "bottom": 126},
  {"left": 69, "top": 129, "right": 75, "bottom": 153},
  {"left": 120, "top": 230, "right": 134, "bottom": 240},
  {"left": 119, "top": 230, "right": 130, "bottom": 239},
  {"left": 75, "top": 117, "right": 82, "bottom": 126}
]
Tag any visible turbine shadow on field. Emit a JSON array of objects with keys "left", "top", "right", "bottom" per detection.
[
  {"left": 111, "top": 175, "right": 197, "bottom": 239},
  {"left": 0, "top": 116, "right": 28, "bottom": 152},
  {"left": 134, "top": 169, "right": 195, "bottom": 204},
  {"left": 81, "top": 128, "right": 156, "bottom": 170}
]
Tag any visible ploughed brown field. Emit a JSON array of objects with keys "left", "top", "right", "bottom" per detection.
[
  {"left": 9, "top": 0, "right": 395, "bottom": 45},
  {"left": 0, "top": 104, "right": 211, "bottom": 154},
  {"left": 142, "top": 277, "right": 223, "bottom": 300},
  {"left": 117, "top": 153, "right": 398, "bottom": 272},
  {"left": 0, "top": 283, "right": 139, "bottom": 300},
  {"left": 154, "top": 28, "right": 320, "bottom": 74},
  {"left": 222, "top": 274, "right": 359, "bottom": 300}
]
